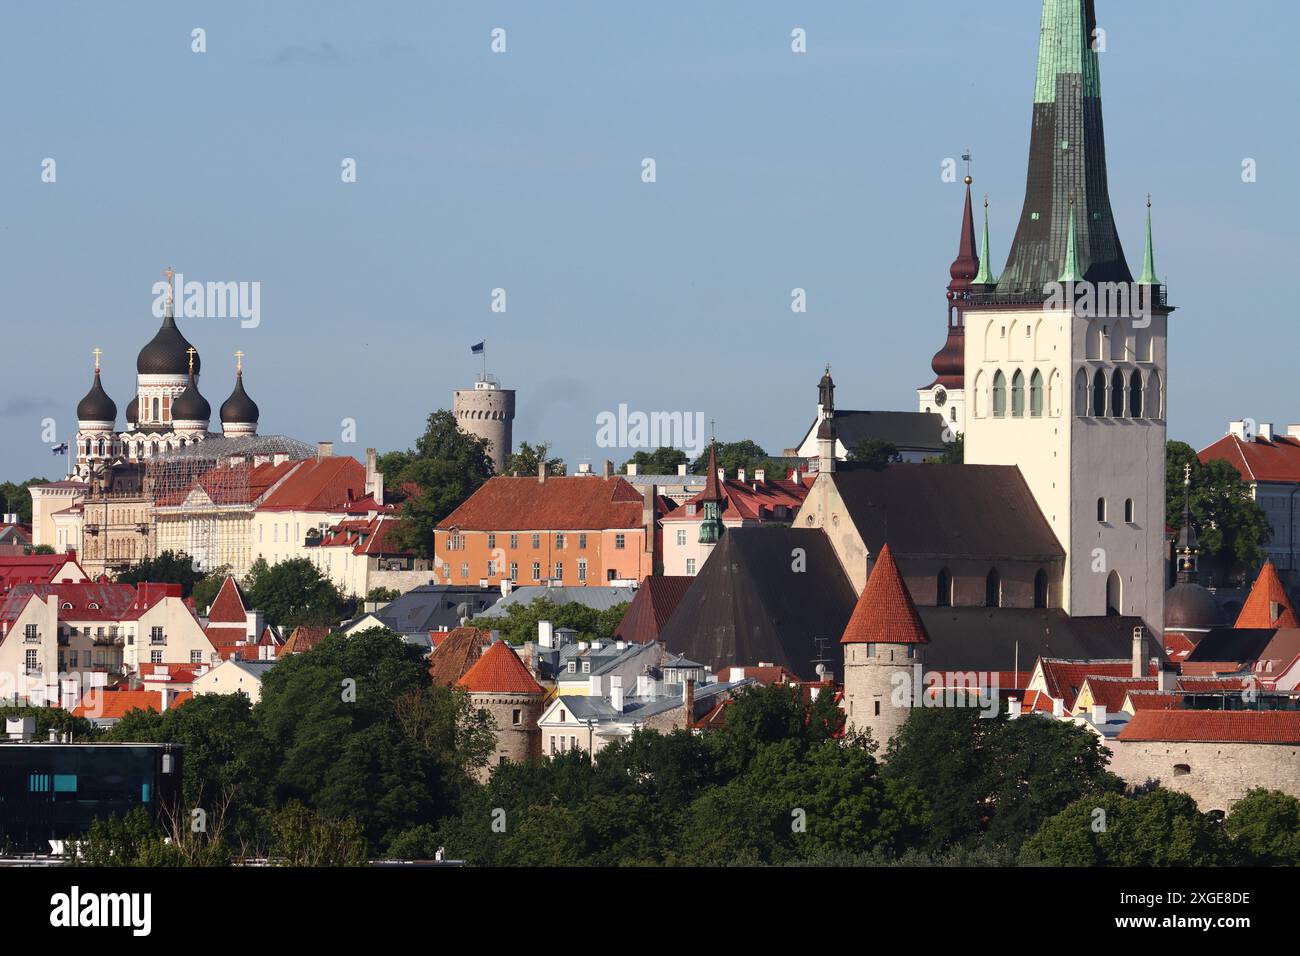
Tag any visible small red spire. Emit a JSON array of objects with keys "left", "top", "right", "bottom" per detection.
[
  {"left": 948, "top": 178, "right": 980, "bottom": 291},
  {"left": 700, "top": 440, "right": 724, "bottom": 502}
]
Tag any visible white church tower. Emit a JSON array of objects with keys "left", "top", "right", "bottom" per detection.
[{"left": 962, "top": 0, "right": 1169, "bottom": 628}]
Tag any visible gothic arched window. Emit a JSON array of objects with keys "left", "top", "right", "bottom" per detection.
[
  {"left": 1034, "top": 569, "right": 1048, "bottom": 609},
  {"left": 1110, "top": 369, "right": 1125, "bottom": 417},
  {"left": 992, "top": 371, "right": 1007, "bottom": 418},
  {"left": 1011, "top": 370, "right": 1025, "bottom": 417},
  {"left": 1075, "top": 368, "right": 1089, "bottom": 417},
  {"left": 1092, "top": 369, "right": 1107, "bottom": 416},
  {"left": 1106, "top": 570, "right": 1122, "bottom": 616},
  {"left": 937, "top": 568, "right": 952, "bottom": 607},
  {"left": 985, "top": 569, "right": 1001, "bottom": 608},
  {"left": 152, "top": 397, "right": 160, "bottom": 422},
  {"left": 1128, "top": 370, "right": 1144, "bottom": 418},
  {"left": 1030, "top": 369, "right": 1044, "bottom": 417},
  {"left": 1147, "top": 370, "right": 1164, "bottom": 419}
]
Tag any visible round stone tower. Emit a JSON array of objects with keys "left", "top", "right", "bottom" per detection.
[
  {"left": 453, "top": 377, "right": 515, "bottom": 472},
  {"left": 840, "top": 542, "right": 929, "bottom": 752},
  {"left": 456, "top": 641, "right": 543, "bottom": 782}
]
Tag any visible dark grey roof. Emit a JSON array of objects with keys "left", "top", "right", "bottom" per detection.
[
  {"left": 365, "top": 585, "right": 502, "bottom": 635},
  {"left": 831, "top": 464, "right": 1063, "bottom": 561},
  {"left": 918, "top": 607, "right": 1153, "bottom": 672},
  {"left": 801, "top": 410, "right": 948, "bottom": 454},
  {"left": 476, "top": 585, "right": 635, "bottom": 619},
  {"left": 1185, "top": 627, "right": 1278, "bottom": 665},
  {"left": 229, "top": 659, "right": 277, "bottom": 678},
  {"left": 657, "top": 527, "right": 857, "bottom": 681}
]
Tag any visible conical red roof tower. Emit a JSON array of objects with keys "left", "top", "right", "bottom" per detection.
[
  {"left": 840, "top": 543, "right": 930, "bottom": 646},
  {"left": 1235, "top": 561, "right": 1299, "bottom": 629}
]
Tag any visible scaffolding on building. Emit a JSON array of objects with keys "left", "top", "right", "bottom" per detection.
[{"left": 146, "top": 435, "right": 317, "bottom": 574}]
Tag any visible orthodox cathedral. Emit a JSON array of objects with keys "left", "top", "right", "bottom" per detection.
[{"left": 73, "top": 270, "right": 260, "bottom": 480}]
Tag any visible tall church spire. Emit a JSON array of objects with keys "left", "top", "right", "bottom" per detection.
[
  {"left": 1058, "top": 200, "right": 1083, "bottom": 283},
  {"left": 997, "top": 0, "right": 1131, "bottom": 293},
  {"left": 948, "top": 177, "right": 980, "bottom": 293}
]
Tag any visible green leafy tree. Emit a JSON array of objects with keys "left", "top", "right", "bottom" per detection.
[
  {"left": 381, "top": 410, "right": 496, "bottom": 558},
  {"left": 366, "top": 586, "right": 401, "bottom": 603},
  {"left": 504, "top": 441, "right": 566, "bottom": 477},
  {"left": 689, "top": 440, "right": 785, "bottom": 480},
  {"left": 927, "top": 432, "right": 964, "bottom": 464},
  {"left": 847, "top": 438, "right": 901, "bottom": 468},
  {"left": 620, "top": 447, "right": 689, "bottom": 475},
  {"left": 0, "top": 477, "right": 50, "bottom": 526},
  {"left": 1020, "top": 788, "right": 1233, "bottom": 866},
  {"left": 1224, "top": 788, "right": 1300, "bottom": 865},
  {"left": 0, "top": 705, "right": 98, "bottom": 740},
  {"left": 493, "top": 596, "right": 628, "bottom": 645},
  {"left": 1167, "top": 440, "right": 1271, "bottom": 578},
  {"left": 242, "top": 556, "right": 348, "bottom": 628},
  {"left": 115, "top": 550, "right": 205, "bottom": 597},
  {"left": 262, "top": 802, "right": 369, "bottom": 866},
  {"left": 69, "top": 806, "right": 231, "bottom": 867}
]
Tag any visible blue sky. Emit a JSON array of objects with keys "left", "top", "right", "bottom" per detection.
[{"left": 3, "top": 0, "right": 1298, "bottom": 482}]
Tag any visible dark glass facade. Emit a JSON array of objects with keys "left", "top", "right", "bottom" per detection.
[{"left": 0, "top": 743, "right": 182, "bottom": 852}]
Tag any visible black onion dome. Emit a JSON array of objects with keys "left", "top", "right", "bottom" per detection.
[
  {"left": 172, "top": 374, "right": 210, "bottom": 422},
  {"left": 125, "top": 395, "right": 138, "bottom": 425},
  {"left": 220, "top": 372, "right": 260, "bottom": 425},
  {"left": 137, "top": 314, "right": 201, "bottom": 375},
  {"left": 1164, "top": 582, "right": 1224, "bottom": 632},
  {"left": 77, "top": 371, "right": 117, "bottom": 422}
]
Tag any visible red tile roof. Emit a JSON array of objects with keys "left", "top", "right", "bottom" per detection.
[
  {"left": 0, "top": 553, "right": 87, "bottom": 591},
  {"left": 281, "top": 626, "right": 332, "bottom": 655},
  {"left": 613, "top": 576, "right": 694, "bottom": 644},
  {"left": 205, "top": 575, "right": 248, "bottom": 625},
  {"left": 456, "top": 640, "right": 543, "bottom": 695},
  {"left": 662, "top": 476, "right": 810, "bottom": 524},
  {"left": 1163, "top": 631, "right": 1197, "bottom": 663},
  {"left": 1124, "top": 691, "right": 1184, "bottom": 711},
  {"left": 840, "top": 543, "right": 929, "bottom": 645},
  {"left": 436, "top": 476, "right": 646, "bottom": 532},
  {"left": 1200, "top": 432, "right": 1300, "bottom": 484},
  {"left": 72, "top": 688, "right": 191, "bottom": 719},
  {"left": 1235, "top": 561, "right": 1298, "bottom": 628},
  {"left": 1119, "top": 710, "right": 1300, "bottom": 744},
  {"left": 258, "top": 456, "right": 368, "bottom": 512},
  {"left": 427, "top": 626, "right": 489, "bottom": 686},
  {"left": 155, "top": 459, "right": 300, "bottom": 507},
  {"left": 1036, "top": 659, "right": 1149, "bottom": 712},
  {"left": 1077, "top": 676, "right": 1157, "bottom": 713},
  {"left": 0, "top": 581, "right": 138, "bottom": 625}
]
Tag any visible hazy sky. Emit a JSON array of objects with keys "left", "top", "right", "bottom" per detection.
[{"left": 3, "top": 1, "right": 1297, "bottom": 482}]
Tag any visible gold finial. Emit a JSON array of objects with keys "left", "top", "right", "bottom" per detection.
[
  {"left": 1184, "top": 462, "right": 1191, "bottom": 485},
  {"left": 235, "top": 350, "right": 244, "bottom": 374},
  {"left": 186, "top": 346, "right": 196, "bottom": 375},
  {"left": 92, "top": 347, "right": 102, "bottom": 372},
  {"left": 964, "top": 175, "right": 973, "bottom": 186},
  {"left": 163, "top": 266, "right": 175, "bottom": 284}
]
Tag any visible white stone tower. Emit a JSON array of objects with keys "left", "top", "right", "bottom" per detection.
[{"left": 454, "top": 376, "right": 515, "bottom": 472}]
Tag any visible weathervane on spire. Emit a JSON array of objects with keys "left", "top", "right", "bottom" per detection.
[{"left": 961, "top": 148, "right": 972, "bottom": 180}]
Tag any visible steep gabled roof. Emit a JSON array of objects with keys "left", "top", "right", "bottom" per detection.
[
  {"left": 840, "top": 543, "right": 929, "bottom": 645},
  {"left": 435, "top": 476, "right": 646, "bottom": 532},
  {"left": 1200, "top": 433, "right": 1300, "bottom": 484},
  {"left": 457, "top": 640, "right": 543, "bottom": 695},
  {"left": 205, "top": 575, "right": 248, "bottom": 624},
  {"left": 428, "top": 626, "right": 490, "bottom": 686},
  {"left": 613, "top": 576, "right": 694, "bottom": 644},
  {"left": 1235, "top": 561, "right": 1298, "bottom": 628},
  {"left": 258, "top": 456, "right": 368, "bottom": 512}
]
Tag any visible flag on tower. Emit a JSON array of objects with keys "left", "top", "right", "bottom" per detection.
[{"left": 470, "top": 341, "right": 485, "bottom": 354}]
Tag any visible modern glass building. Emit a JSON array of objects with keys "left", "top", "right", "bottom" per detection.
[{"left": 0, "top": 742, "right": 182, "bottom": 853}]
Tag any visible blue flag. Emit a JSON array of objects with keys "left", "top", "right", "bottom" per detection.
[{"left": 470, "top": 341, "right": 485, "bottom": 354}]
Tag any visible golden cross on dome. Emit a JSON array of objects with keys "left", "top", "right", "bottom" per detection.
[
  {"left": 92, "top": 347, "right": 102, "bottom": 372},
  {"left": 186, "top": 346, "right": 197, "bottom": 375},
  {"left": 235, "top": 350, "right": 244, "bottom": 374},
  {"left": 1184, "top": 462, "right": 1192, "bottom": 485}
]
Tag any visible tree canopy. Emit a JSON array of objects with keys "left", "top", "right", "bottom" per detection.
[
  {"left": 847, "top": 438, "right": 901, "bottom": 468},
  {"left": 115, "top": 550, "right": 205, "bottom": 598},
  {"left": 620, "top": 447, "right": 689, "bottom": 475},
  {"left": 1166, "top": 440, "right": 1271, "bottom": 580},
  {"left": 504, "top": 441, "right": 566, "bottom": 477},
  {"left": 491, "top": 596, "right": 628, "bottom": 646},
  {"left": 242, "top": 556, "right": 350, "bottom": 627},
  {"left": 0, "top": 476, "right": 50, "bottom": 525}
]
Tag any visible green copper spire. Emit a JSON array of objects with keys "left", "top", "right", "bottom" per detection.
[
  {"left": 973, "top": 195, "right": 997, "bottom": 286},
  {"left": 1058, "top": 201, "right": 1083, "bottom": 283},
  {"left": 1034, "top": 0, "right": 1102, "bottom": 103},
  {"left": 1138, "top": 196, "right": 1160, "bottom": 285}
]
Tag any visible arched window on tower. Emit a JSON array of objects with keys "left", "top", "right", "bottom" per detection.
[
  {"left": 1075, "top": 368, "right": 1089, "bottom": 417},
  {"left": 1030, "top": 369, "right": 1044, "bottom": 417},
  {"left": 985, "top": 569, "right": 1001, "bottom": 608},
  {"left": 937, "top": 568, "right": 952, "bottom": 607},
  {"left": 1147, "top": 371, "right": 1164, "bottom": 419},
  {"left": 1128, "top": 370, "right": 1144, "bottom": 418},
  {"left": 152, "top": 397, "right": 160, "bottom": 422},
  {"left": 992, "top": 371, "right": 1007, "bottom": 418},
  {"left": 1034, "top": 569, "right": 1048, "bottom": 609},
  {"left": 1106, "top": 570, "right": 1122, "bottom": 616},
  {"left": 1097, "top": 497, "right": 1107, "bottom": 522},
  {"left": 1110, "top": 369, "right": 1125, "bottom": 417},
  {"left": 1086, "top": 320, "right": 1102, "bottom": 361},
  {"left": 1092, "top": 369, "right": 1107, "bottom": 416},
  {"left": 1011, "top": 370, "right": 1025, "bottom": 417}
]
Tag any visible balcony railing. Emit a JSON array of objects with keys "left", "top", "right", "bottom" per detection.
[{"left": 23, "top": 632, "right": 41, "bottom": 644}]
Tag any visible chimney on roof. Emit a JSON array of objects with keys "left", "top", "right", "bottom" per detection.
[
  {"left": 1091, "top": 704, "right": 1107, "bottom": 725},
  {"left": 677, "top": 463, "right": 687, "bottom": 476},
  {"left": 365, "top": 447, "right": 384, "bottom": 505},
  {"left": 317, "top": 441, "right": 333, "bottom": 458},
  {"left": 1157, "top": 668, "right": 1176, "bottom": 693},
  {"left": 626, "top": 463, "right": 638, "bottom": 476},
  {"left": 602, "top": 459, "right": 613, "bottom": 480},
  {"left": 538, "top": 620, "right": 554, "bottom": 648},
  {"left": 682, "top": 677, "right": 695, "bottom": 729},
  {"left": 1007, "top": 698, "right": 1022, "bottom": 718},
  {"left": 610, "top": 675, "right": 624, "bottom": 712},
  {"left": 1228, "top": 420, "right": 1250, "bottom": 441},
  {"left": 641, "top": 484, "right": 655, "bottom": 556},
  {"left": 754, "top": 468, "right": 765, "bottom": 483},
  {"left": 1260, "top": 423, "right": 1275, "bottom": 441},
  {"left": 1051, "top": 698, "right": 1065, "bottom": 718},
  {"left": 1131, "top": 626, "right": 1146, "bottom": 678},
  {"left": 1288, "top": 425, "right": 1300, "bottom": 440},
  {"left": 538, "top": 461, "right": 546, "bottom": 484}
]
